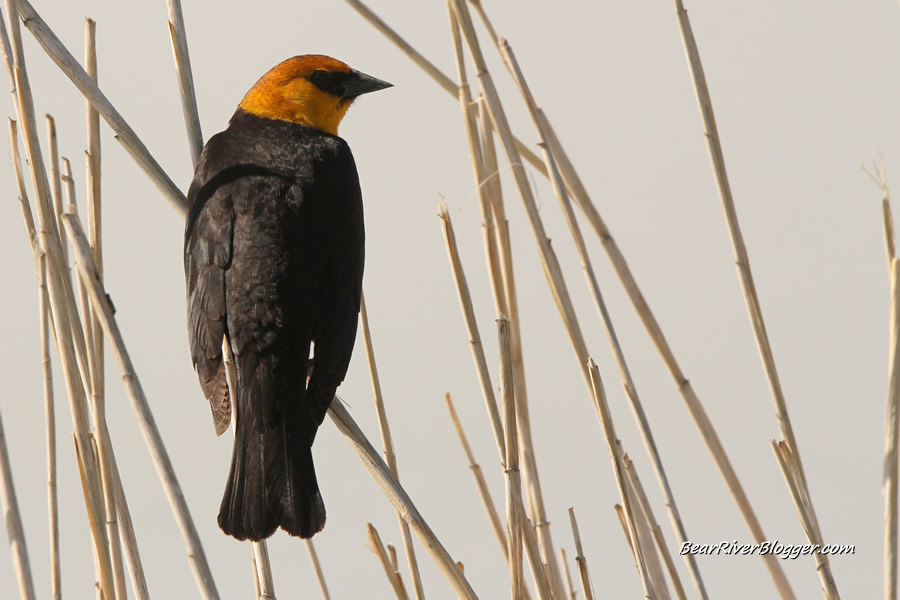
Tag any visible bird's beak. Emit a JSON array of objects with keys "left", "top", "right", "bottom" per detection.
[{"left": 342, "top": 70, "right": 393, "bottom": 98}]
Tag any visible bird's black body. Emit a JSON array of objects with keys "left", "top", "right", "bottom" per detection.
[{"left": 184, "top": 109, "right": 364, "bottom": 540}]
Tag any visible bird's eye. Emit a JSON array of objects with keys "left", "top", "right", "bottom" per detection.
[{"left": 309, "top": 70, "right": 329, "bottom": 85}]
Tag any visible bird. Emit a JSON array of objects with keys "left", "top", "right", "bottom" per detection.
[{"left": 183, "top": 55, "right": 391, "bottom": 541}]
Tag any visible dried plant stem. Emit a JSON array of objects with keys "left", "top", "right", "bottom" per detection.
[
  {"left": 108, "top": 450, "right": 149, "bottom": 600},
  {"left": 439, "top": 204, "right": 505, "bottom": 461},
  {"left": 771, "top": 442, "right": 839, "bottom": 599},
  {"left": 62, "top": 158, "right": 129, "bottom": 600},
  {"left": 559, "top": 548, "right": 575, "bottom": 600},
  {"left": 85, "top": 17, "right": 104, "bottom": 412},
  {"left": 167, "top": 0, "right": 203, "bottom": 165},
  {"left": 15, "top": 0, "right": 186, "bottom": 214},
  {"left": 1, "top": 11, "right": 117, "bottom": 592},
  {"left": 623, "top": 457, "right": 687, "bottom": 600},
  {"left": 252, "top": 541, "right": 275, "bottom": 599},
  {"left": 621, "top": 474, "right": 669, "bottom": 600},
  {"left": 444, "top": 393, "right": 507, "bottom": 558},
  {"left": 888, "top": 257, "right": 900, "bottom": 600},
  {"left": 46, "top": 115, "right": 67, "bottom": 262},
  {"left": 586, "top": 359, "right": 652, "bottom": 597},
  {"left": 305, "top": 540, "right": 331, "bottom": 600},
  {"left": 360, "top": 292, "right": 425, "bottom": 599},
  {"left": 675, "top": 4, "right": 810, "bottom": 596},
  {"left": 63, "top": 213, "right": 219, "bottom": 599},
  {"left": 368, "top": 523, "right": 410, "bottom": 599},
  {"left": 342, "top": 0, "right": 546, "bottom": 177},
  {"left": 328, "top": 399, "right": 476, "bottom": 599},
  {"left": 0, "top": 404, "right": 36, "bottom": 600},
  {"left": 568, "top": 508, "right": 593, "bottom": 600},
  {"left": 498, "top": 318, "right": 524, "bottom": 599}
]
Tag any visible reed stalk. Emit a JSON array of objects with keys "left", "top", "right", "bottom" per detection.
[
  {"left": 438, "top": 204, "right": 505, "bottom": 461},
  {"left": 0, "top": 404, "right": 36, "bottom": 600},
  {"left": 45, "top": 115, "right": 67, "bottom": 263},
  {"left": 586, "top": 359, "right": 652, "bottom": 597},
  {"left": 166, "top": 0, "right": 203, "bottom": 165},
  {"left": 674, "top": 3, "right": 814, "bottom": 595},
  {"left": 360, "top": 292, "right": 425, "bottom": 599},
  {"left": 251, "top": 541, "right": 275, "bottom": 599},
  {"left": 771, "top": 442, "right": 839, "bottom": 599},
  {"left": 886, "top": 256, "right": 900, "bottom": 600},
  {"left": 559, "top": 548, "right": 575, "bottom": 600},
  {"left": 62, "top": 213, "right": 219, "bottom": 599},
  {"left": 84, "top": 16, "right": 104, "bottom": 414},
  {"left": 568, "top": 508, "right": 593, "bottom": 600},
  {"left": 368, "top": 523, "right": 410, "bottom": 599},
  {"left": 498, "top": 317, "right": 523, "bottom": 599},
  {"left": 623, "top": 456, "right": 686, "bottom": 600},
  {"left": 305, "top": 540, "right": 331, "bottom": 600}
]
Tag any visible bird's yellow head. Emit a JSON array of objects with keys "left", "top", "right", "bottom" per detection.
[{"left": 238, "top": 55, "right": 392, "bottom": 135}]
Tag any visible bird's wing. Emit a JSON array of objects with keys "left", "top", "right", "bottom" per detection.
[
  {"left": 185, "top": 169, "right": 236, "bottom": 436},
  {"left": 306, "top": 140, "right": 365, "bottom": 426}
]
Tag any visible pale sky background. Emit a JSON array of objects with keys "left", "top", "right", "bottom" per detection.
[{"left": 0, "top": 0, "right": 897, "bottom": 598}]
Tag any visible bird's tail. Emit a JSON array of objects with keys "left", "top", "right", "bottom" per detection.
[{"left": 218, "top": 355, "right": 325, "bottom": 541}]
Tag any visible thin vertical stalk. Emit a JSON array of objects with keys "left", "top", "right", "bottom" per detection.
[
  {"left": 568, "top": 509, "right": 593, "bottom": 600},
  {"left": 498, "top": 317, "right": 523, "bottom": 599},
  {"left": 166, "top": 0, "right": 203, "bottom": 165},
  {"left": 305, "top": 540, "right": 331, "bottom": 600},
  {"left": 251, "top": 541, "right": 275, "bottom": 599},
  {"left": 587, "top": 359, "right": 653, "bottom": 598},
  {"left": 46, "top": 115, "right": 67, "bottom": 262},
  {"left": 559, "top": 548, "right": 575, "bottom": 600},
  {"left": 85, "top": 17, "right": 104, "bottom": 417},
  {"left": 886, "top": 256, "right": 900, "bottom": 600},
  {"left": 359, "top": 292, "right": 425, "bottom": 600},
  {"left": 673, "top": 4, "right": 804, "bottom": 595},
  {"left": 0, "top": 405, "right": 36, "bottom": 600}
]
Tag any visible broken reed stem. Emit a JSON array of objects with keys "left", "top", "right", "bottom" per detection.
[
  {"left": 1, "top": 10, "right": 118, "bottom": 594},
  {"left": 623, "top": 456, "right": 687, "bottom": 600},
  {"left": 568, "top": 508, "right": 594, "bottom": 600},
  {"left": 63, "top": 157, "right": 129, "bottom": 600},
  {"left": 15, "top": 0, "right": 186, "bottom": 214},
  {"left": 251, "top": 540, "right": 275, "bottom": 599},
  {"left": 499, "top": 317, "right": 524, "bottom": 599},
  {"left": 368, "top": 523, "right": 410, "bottom": 600},
  {"left": 360, "top": 292, "right": 425, "bottom": 600},
  {"left": 305, "top": 540, "right": 331, "bottom": 600},
  {"left": 864, "top": 156, "right": 895, "bottom": 269},
  {"left": 46, "top": 115, "right": 67, "bottom": 263},
  {"left": 85, "top": 16, "right": 104, "bottom": 417},
  {"left": 0, "top": 403, "right": 36, "bottom": 600},
  {"left": 888, "top": 257, "right": 900, "bottom": 600},
  {"left": 343, "top": 0, "right": 546, "bottom": 177},
  {"left": 771, "top": 442, "right": 839, "bottom": 599},
  {"left": 328, "top": 398, "right": 477, "bottom": 599},
  {"left": 674, "top": 3, "right": 808, "bottom": 596},
  {"left": 167, "top": 0, "right": 203, "bottom": 165},
  {"left": 586, "top": 359, "right": 652, "bottom": 597},
  {"left": 62, "top": 213, "right": 219, "bottom": 599},
  {"left": 438, "top": 204, "right": 505, "bottom": 461}
]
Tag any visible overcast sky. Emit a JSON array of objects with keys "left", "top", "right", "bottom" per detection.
[{"left": 0, "top": 0, "right": 898, "bottom": 598}]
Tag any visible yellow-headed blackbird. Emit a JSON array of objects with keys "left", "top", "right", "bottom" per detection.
[{"left": 184, "top": 55, "right": 391, "bottom": 541}]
